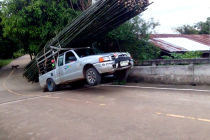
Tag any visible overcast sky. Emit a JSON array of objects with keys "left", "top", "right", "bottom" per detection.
[{"left": 142, "top": 0, "right": 210, "bottom": 34}]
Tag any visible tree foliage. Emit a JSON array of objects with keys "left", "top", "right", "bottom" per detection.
[
  {"left": 1, "top": 0, "right": 81, "bottom": 59},
  {"left": 0, "top": 10, "right": 19, "bottom": 59},
  {"left": 1, "top": 0, "right": 159, "bottom": 62},
  {"left": 173, "top": 17, "right": 210, "bottom": 34},
  {"left": 162, "top": 52, "right": 203, "bottom": 60},
  {"left": 96, "top": 16, "right": 161, "bottom": 61}
]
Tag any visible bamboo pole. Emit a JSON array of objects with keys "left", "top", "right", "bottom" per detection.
[{"left": 23, "top": 0, "right": 151, "bottom": 82}]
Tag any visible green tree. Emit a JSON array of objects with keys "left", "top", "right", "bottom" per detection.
[
  {"left": 162, "top": 52, "right": 203, "bottom": 59},
  {"left": 0, "top": 10, "right": 19, "bottom": 59},
  {"left": 173, "top": 17, "right": 210, "bottom": 34},
  {"left": 173, "top": 24, "right": 199, "bottom": 34},
  {"left": 1, "top": 0, "right": 80, "bottom": 60},
  {"left": 196, "top": 17, "right": 210, "bottom": 34},
  {"left": 96, "top": 16, "right": 161, "bottom": 61}
]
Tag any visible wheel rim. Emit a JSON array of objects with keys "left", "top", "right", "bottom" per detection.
[
  {"left": 48, "top": 80, "right": 53, "bottom": 90},
  {"left": 87, "top": 70, "right": 96, "bottom": 84}
]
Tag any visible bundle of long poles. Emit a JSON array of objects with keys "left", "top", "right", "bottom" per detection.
[{"left": 23, "top": 0, "right": 152, "bottom": 82}]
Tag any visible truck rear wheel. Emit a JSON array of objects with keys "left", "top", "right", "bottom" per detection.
[
  {"left": 47, "top": 79, "right": 58, "bottom": 92},
  {"left": 86, "top": 67, "right": 101, "bottom": 86},
  {"left": 114, "top": 69, "right": 130, "bottom": 81}
]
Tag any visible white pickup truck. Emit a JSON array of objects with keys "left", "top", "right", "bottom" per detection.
[{"left": 39, "top": 48, "right": 133, "bottom": 92}]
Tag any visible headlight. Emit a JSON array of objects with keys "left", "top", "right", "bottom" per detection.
[{"left": 99, "top": 56, "right": 110, "bottom": 63}]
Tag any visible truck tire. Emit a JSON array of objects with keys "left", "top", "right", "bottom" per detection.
[
  {"left": 114, "top": 69, "right": 130, "bottom": 81},
  {"left": 86, "top": 67, "right": 101, "bottom": 86},
  {"left": 47, "top": 79, "right": 58, "bottom": 92}
]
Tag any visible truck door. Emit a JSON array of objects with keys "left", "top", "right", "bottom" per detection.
[
  {"left": 56, "top": 54, "right": 65, "bottom": 83},
  {"left": 62, "top": 51, "right": 81, "bottom": 81}
]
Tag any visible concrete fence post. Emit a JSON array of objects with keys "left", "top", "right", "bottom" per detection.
[
  {"left": 152, "top": 62, "right": 156, "bottom": 66},
  {"left": 188, "top": 63, "right": 195, "bottom": 85}
]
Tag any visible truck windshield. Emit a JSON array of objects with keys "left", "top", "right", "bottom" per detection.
[{"left": 74, "top": 48, "right": 104, "bottom": 58}]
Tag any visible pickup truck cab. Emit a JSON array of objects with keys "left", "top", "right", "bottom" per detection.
[{"left": 39, "top": 48, "right": 133, "bottom": 92}]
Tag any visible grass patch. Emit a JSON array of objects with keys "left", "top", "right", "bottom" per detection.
[
  {"left": 0, "top": 59, "right": 13, "bottom": 69},
  {"left": 112, "top": 80, "right": 127, "bottom": 85}
]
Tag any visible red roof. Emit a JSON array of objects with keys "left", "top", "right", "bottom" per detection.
[{"left": 150, "top": 34, "right": 210, "bottom": 52}]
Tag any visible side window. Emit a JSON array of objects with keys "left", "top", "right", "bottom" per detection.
[
  {"left": 65, "top": 52, "right": 77, "bottom": 64},
  {"left": 58, "top": 55, "right": 64, "bottom": 66}
]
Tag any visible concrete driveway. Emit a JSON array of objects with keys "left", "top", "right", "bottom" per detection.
[{"left": 1, "top": 55, "right": 210, "bottom": 140}]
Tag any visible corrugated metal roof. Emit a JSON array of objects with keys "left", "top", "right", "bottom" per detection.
[{"left": 150, "top": 34, "right": 210, "bottom": 52}]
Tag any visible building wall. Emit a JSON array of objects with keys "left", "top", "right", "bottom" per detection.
[{"left": 128, "top": 65, "right": 210, "bottom": 85}]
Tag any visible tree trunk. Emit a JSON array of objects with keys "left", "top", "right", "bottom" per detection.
[
  {"left": 76, "top": 2, "right": 82, "bottom": 11},
  {"left": 29, "top": 53, "right": 33, "bottom": 60},
  {"left": 80, "top": 0, "right": 85, "bottom": 11},
  {"left": 69, "top": 0, "right": 74, "bottom": 10},
  {"left": 87, "top": 0, "right": 92, "bottom": 8}
]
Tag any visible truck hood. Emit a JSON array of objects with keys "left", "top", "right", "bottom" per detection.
[
  {"left": 78, "top": 52, "right": 130, "bottom": 62},
  {"left": 99, "top": 52, "right": 127, "bottom": 57}
]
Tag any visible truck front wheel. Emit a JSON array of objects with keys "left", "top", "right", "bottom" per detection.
[
  {"left": 86, "top": 67, "right": 101, "bottom": 86},
  {"left": 47, "top": 79, "right": 58, "bottom": 92}
]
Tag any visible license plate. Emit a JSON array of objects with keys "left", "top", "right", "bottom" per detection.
[{"left": 120, "top": 61, "right": 129, "bottom": 66}]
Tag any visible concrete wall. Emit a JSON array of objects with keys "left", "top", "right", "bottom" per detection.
[{"left": 128, "top": 64, "right": 210, "bottom": 85}]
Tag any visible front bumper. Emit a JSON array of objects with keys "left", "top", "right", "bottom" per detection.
[{"left": 94, "top": 58, "right": 134, "bottom": 74}]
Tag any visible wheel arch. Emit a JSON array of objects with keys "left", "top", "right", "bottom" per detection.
[
  {"left": 46, "top": 78, "right": 52, "bottom": 84},
  {"left": 46, "top": 78, "right": 58, "bottom": 92},
  {"left": 83, "top": 64, "right": 95, "bottom": 77}
]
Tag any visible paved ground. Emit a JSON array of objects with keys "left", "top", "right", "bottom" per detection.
[{"left": 1, "top": 55, "right": 210, "bottom": 140}]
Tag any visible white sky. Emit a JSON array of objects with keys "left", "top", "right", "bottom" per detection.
[
  {"left": 160, "top": 38, "right": 210, "bottom": 51},
  {"left": 142, "top": 0, "right": 210, "bottom": 34}
]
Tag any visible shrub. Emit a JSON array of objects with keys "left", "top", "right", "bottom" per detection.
[
  {"left": 162, "top": 51, "right": 202, "bottom": 59},
  {"left": 13, "top": 52, "right": 24, "bottom": 58}
]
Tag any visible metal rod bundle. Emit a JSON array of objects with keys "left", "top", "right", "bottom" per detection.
[{"left": 23, "top": 0, "right": 151, "bottom": 82}]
